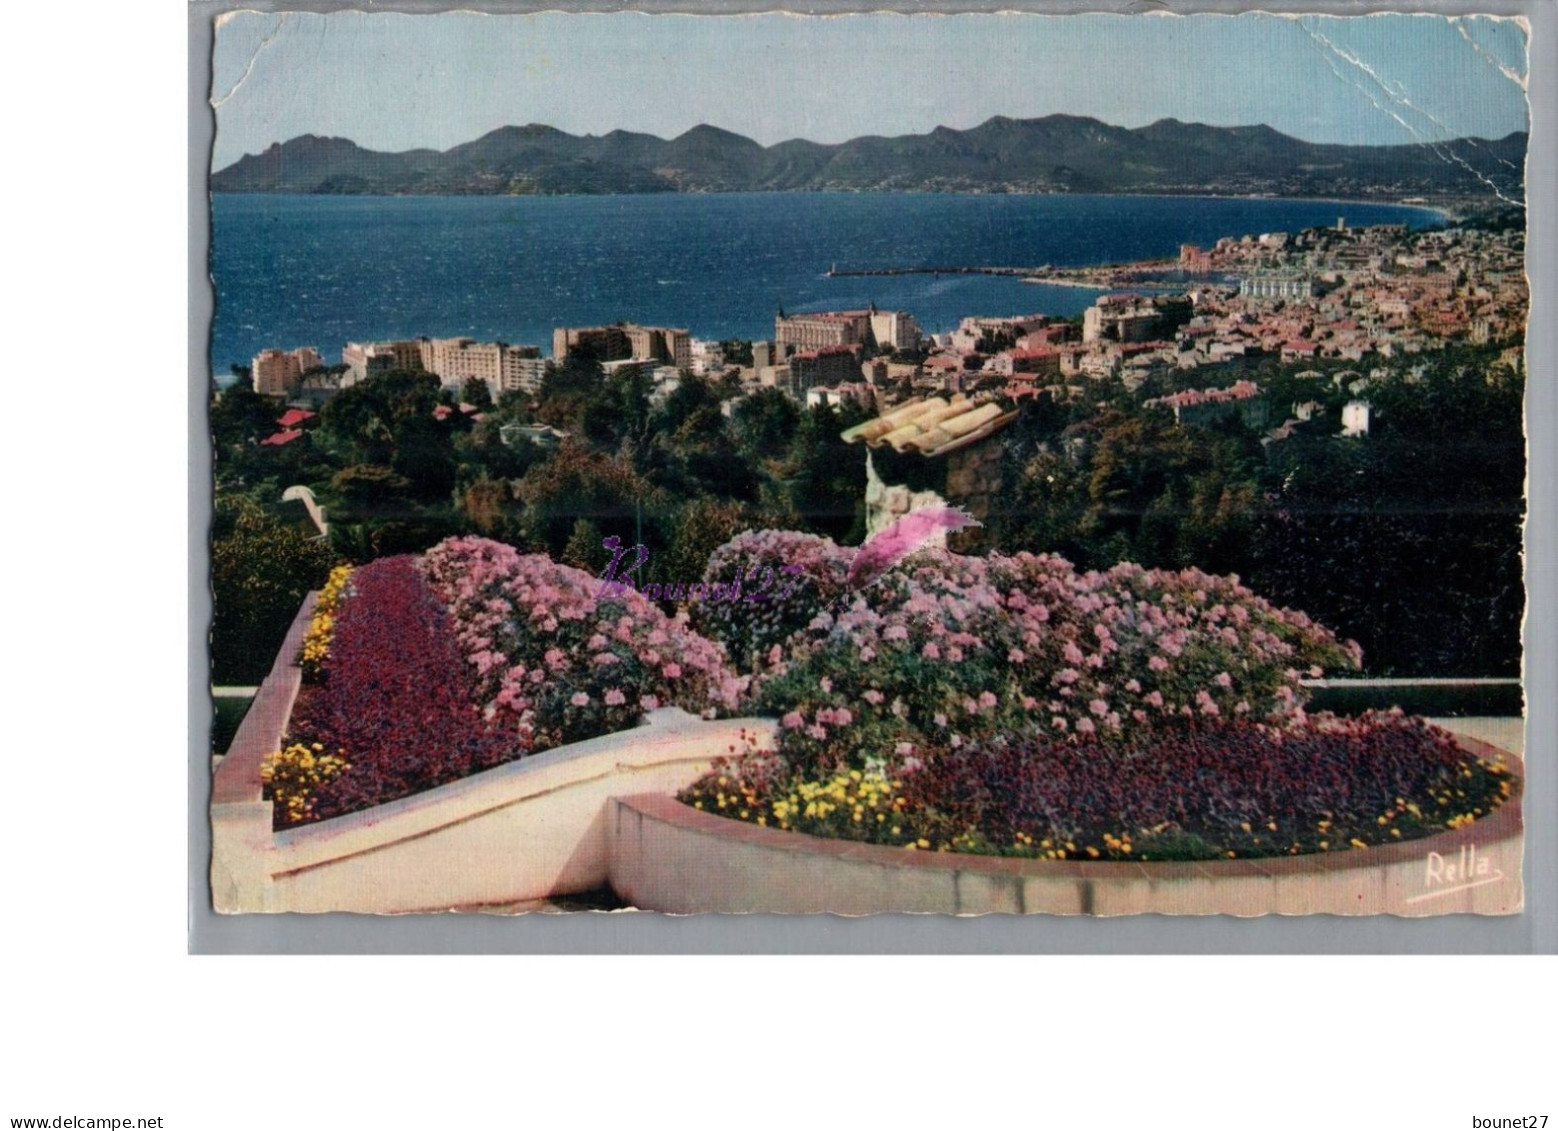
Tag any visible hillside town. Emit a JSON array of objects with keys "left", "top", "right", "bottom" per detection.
[{"left": 243, "top": 217, "right": 1525, "bottom": 455}]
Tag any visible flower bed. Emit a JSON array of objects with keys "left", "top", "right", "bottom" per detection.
[
  {"left": 261, "top": 538, "right": 742, "bottom": 827},
  {"left": 269, "top": 555, "right": 521, "bottom": 825},
  {"left": 701, "top": 532, "right": 1360, "bottom": 777},
  {"left": 422, "top": 537, "right": 742, "bottom": 748},
  {"left": 690, "top": 529, "right": 854, "bottom": 673},
  {"left": 259, "top": 528, "right": 1500, "bottom": 864},
  {"left": 679, "top": 529, "right": 1515, "bottom": 864},
  {"left": 680, "top": 713, "right": 1514, "bottom": 862},
  {"left": 298, "top": 564, "right": 352, "bottom": 681}
]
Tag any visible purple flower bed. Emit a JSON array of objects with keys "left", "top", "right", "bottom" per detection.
[
  {"left": 684, "top": 712, "right": 1514, "bottom": 860},
  {"left": 283, "top": 556, "right": 523, "bottom": 825},
  {"left": 893, "top": 712, "right": 1512, "bottom": 859}
]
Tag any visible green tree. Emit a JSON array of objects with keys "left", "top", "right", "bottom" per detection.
[
  {"left": 320, "top": 370, "right": 444, "bottom": 466},
  {"left": 210, "top": 495, "right": 338, "bottom": 684},
  {"left": 560, "top": 517, "right": 606, "bottom": 573},
  {"left": 536, "top": 355, "right": 606, "bottom": 433},
  {"left": 460, "top": 376, "right": 494, "bottom": 411},
  {"left": 459, "top": 473, "right": 516, "bottom": 539},
  {"left": 210, "top": 381, "right": 278, "bottom": 451},
  {"left": 580, "top": 367, "right": 653, "bottom": 451},
  {"left": 661, "top": 497, "right": 757, "bottom": 586},
  {"left": 331, "top": 464, "right": 412, "bottom": 511},
  {"left": 1250, "top": 358, "right": 1524, "bottom": 675},
  {"left": 733, "top": 388, "right": 801, "bottom": 462},
  {"left": 514, "top": 440, "right": 665, "bottom": 558},
  {"left": 779, "top": 403, "right": 868, "bottom": 542},
  {"left": 994, "top": 448, "right": 1090, "bottom": 560}
]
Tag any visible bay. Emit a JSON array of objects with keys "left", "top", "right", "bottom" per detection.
[{"left": 210, "top": 191, "right": 1441, "bottom": 380}]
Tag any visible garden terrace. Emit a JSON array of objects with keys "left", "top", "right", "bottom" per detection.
[{"left": 212, "top": 543, "right": 1523, "bottom": 915}]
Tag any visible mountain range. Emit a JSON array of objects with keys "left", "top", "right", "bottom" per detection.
[{"left": 211, "top": 116, "right": 1527, "bottom": 201}]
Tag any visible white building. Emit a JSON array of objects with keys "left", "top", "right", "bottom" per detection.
[
  {"left": 1341, "top": 400, "right": 1371, "bottom": 437},
  {"left": 869, "top": 309, "right": 923, "bottom": 353}
]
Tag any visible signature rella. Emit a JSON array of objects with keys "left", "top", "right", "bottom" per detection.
[{"left": 595, "top": 504, "right": 979, "bottom": 605}]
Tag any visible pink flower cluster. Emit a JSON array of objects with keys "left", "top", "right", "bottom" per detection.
[
  {"left": 690, "top": 528, "right": 856, "bottom": 672},
  {"left": 421, "top": 537, "right": 743, "bottom": 751},
  {"left": 739, "top": 532, "right": 1360, "bottom": 772}
]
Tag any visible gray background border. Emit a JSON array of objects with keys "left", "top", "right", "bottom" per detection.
[{"left": 189, "top": 0, "right": 1555, "bottom": 953}]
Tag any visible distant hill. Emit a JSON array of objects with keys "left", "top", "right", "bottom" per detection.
[{"left": 211, "top": 116, "right": 1527, "bottom": 201}]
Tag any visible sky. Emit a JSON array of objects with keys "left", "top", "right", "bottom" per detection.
[{"left": 210, "top": 11, "right": 1528, "bottom": 169}]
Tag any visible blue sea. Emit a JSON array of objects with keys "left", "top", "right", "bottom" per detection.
[{"left": 209, "top": 192, "right": 1441, "bottom": 380}]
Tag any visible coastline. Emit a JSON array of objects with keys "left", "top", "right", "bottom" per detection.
[
  {"left": 208, "top": 191, "right": 1460, "bottom": 375},
  {"left": 207, "top": 186, "right": 1464, "bottom": 220}
]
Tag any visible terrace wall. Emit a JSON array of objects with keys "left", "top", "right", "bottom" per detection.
[{"left": 605, "top": 750, "right": 1521, "bottom": 916}]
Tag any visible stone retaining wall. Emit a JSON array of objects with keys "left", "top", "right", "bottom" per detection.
[{"left": 605, "top": 742, "right": 1522, "bottom": 916}]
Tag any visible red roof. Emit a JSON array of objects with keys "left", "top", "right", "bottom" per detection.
[
  {"left": 261, "top": 429, "right": 303, "bottom": 446},
  {"left": 1148, "top": 380, "right": 1262, "bottom": 411},
  {"left": 276, "top": 409, "right": 316, "bottom": 428}
]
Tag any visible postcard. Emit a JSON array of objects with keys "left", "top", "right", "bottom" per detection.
[{"left": 205, "top": 9, "right": 1527, "bottom": 916}]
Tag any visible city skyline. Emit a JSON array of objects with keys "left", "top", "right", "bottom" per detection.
[{"left": 211, "top": 11, "right": 1528, "bottom": 169}]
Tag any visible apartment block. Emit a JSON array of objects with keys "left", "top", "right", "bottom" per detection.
[
  {"left": 421, "top": 337, "right": 546, "bottom": 397},
  {"left": 251, "top": 346, "right": 324, "bottom": 397},
  {"left": 789, "top": 345, "right": 863, "bottom": 392},
  {"left": 553, "top": 323, "right": 691, "bottom": 368},
  {"left": 342, "top": 340, "right": 425, "bottom": 385}
]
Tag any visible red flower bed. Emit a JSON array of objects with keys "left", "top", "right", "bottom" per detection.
[
  {"left": 285, "top": 556, "right": 525, "bottom": 826},
  {"left": 893, "top": 713, "right": 1512, "bottom": 859}
]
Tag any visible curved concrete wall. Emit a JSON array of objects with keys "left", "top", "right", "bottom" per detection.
[{"left": 606, "top": 741, "right": 1523, "bottom": 917}]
